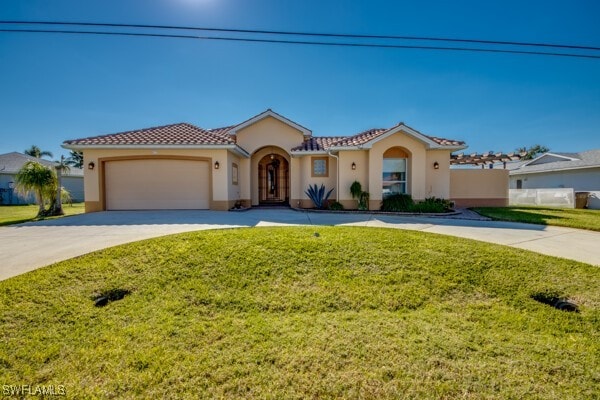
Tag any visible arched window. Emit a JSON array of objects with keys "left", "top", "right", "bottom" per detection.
[{"left": 383, "top": 147, "right": 409, "bottom": 197}]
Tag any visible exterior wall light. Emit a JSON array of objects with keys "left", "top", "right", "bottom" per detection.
[
  {"left": 8, "top": 181, "right": 14, "bottom": 189},
  {"left": 88, "top": 161, "right": 95, "bottom": 170},
  {"left": 214, "top": 161, "right": 220, "bottom": 169},
  {"left": 351, "top": 162, "right": 356, "bottom": 170},
  {"left": 433, "top": 161, "right": 440, "bottom": 170}
]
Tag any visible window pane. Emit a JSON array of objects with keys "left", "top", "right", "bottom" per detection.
[
  {"left": 383, "top": 159, "right": 406, "bottom": 173},
  {"left": 383, "top": 158, "right": 407, "bottom": 196},
  {"left": 313, "top": 159, "right": 327, "bottom": 175}
]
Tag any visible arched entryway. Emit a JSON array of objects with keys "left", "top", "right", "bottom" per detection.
[{"left": 258, "top": 153, "right": 289, "bottom": 205}]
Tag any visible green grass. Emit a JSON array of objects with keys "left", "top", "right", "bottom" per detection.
[
  {"left": 473, "top": 206, "right": 600, "bottom": 231},
  {"left": 1, "top": 227, "right": 598, "bottom": 399},
  {"left": 0, "top": 203, "right": 85, "bottom": 226}
]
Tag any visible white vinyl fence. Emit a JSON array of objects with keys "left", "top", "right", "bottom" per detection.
[{"left": 509, "top": 189, "right": 574, "bottom": 208}]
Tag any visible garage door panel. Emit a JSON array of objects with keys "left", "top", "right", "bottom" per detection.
[{"left": 105, "top": 159, "right": 209, "bottom": 210}]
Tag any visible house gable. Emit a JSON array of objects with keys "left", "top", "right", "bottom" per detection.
[
  {"left": 363, "top": 124, "right": 440, "bottom": 149},
  {"left": 234, "top": 114, "right": 308, "bottom": 155},
  {"left": 524, "top": 153, "right": 580, "bottom": 166}
]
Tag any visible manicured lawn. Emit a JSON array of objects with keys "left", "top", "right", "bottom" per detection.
[
  {"left": 473, "top": 206, "right": 600, "bottom": 231},
  {"left": 0, "top": 203, "right": 85, "bottom": 226},
  {"left": 1, "top": 227, "right": 598, "bottom": 398}
]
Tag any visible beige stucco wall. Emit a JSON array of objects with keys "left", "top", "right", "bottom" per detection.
[
  {"left": 337, "top": 150, "right": 369, "bottom": 209},
  {"left": 82, "top": 148, "right": 230, "bottom": 211},
  {"left": 237, "top": 157, "right": 251, "bottom": 206},
  {"left": 227, "top": 152, "right": 242, "bottom": 207},
  {"left": 450, "top": 169, "right": 509, "bottom": 207},
  {"left": 425, "top": 150, "right": 451, "bottom": 199},
  {"left": 293, "top": 155, "right": 337, "bottom": 208},
  {"left": 236, "top": 116, "right": 305, "bottom": 155}
]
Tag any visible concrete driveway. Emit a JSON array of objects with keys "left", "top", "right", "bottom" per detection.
[{"left": 1, "top": 209, "right": 599, "bottom": 281}]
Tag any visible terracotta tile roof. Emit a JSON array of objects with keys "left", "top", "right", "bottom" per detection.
[
  {"left": 63, "top": 119, "right": 465, "bottom": 151},
  {"left": 328, "top": 128, "right": 389, "bottom": 147},
  {"left": 63, "top": 123, "right": 235, "bottom": 146},
  {"left": 426, "top": 135, "right": 465, "bottom": 147},
  {"left": 291, "top": 126, "right": 465, "bottom": 152},
  {"left": 291, "top": 137, "right": 347, "bottom": 152}
]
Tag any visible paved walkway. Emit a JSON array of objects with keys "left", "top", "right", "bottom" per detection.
[{"left": 1, "top": 209, "right": 599, "bottom": 281}]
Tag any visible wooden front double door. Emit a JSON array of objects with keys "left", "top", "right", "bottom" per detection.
[{"left": 258, "top": 154, "right": 289, "bottom": 204}]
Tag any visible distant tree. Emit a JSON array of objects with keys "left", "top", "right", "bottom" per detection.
[
  {"left": 516, "top": 144, "right": 550, "bottom": 160},
  {"left": 65, "top": 150, "right": 83, "bottom": 168},
  {"left": 14, "top": 161, "right": 56, "bottom": 216},
  {"left": 24, "top": 145, "right": 53, "bottom": 159}
]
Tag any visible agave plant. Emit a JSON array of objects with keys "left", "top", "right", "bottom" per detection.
[{"left": 305, "top": 184, "right": 334, "bottom": 209}]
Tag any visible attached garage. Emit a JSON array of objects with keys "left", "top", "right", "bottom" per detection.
[{"left": 104, "top": 158, "right": 210, "bottom": 210}]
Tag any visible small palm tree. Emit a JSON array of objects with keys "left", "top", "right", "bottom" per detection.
[
  {"left": 14, "top": 161, "right": 57, "bottom": 216},
  {"left": 65, "top": 150, "right": 83, "bottom": 168},
  {"left": 24, "top": 145, "right": 53, "bottom": 159},
  {"left": 516, "top": 145, "right": 549, "bottom": 160},
  {"left": 50, "top": 156, "right": 71, "bottom": 216}
]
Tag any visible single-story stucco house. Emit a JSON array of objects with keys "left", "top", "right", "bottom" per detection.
[
  {"left": 63, "top": 109, "right": 505, "bottom": 212},
  {"left": 0, "top": 152, "right": 84, "bottom": 205}
]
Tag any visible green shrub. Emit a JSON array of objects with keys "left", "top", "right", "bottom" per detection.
[
  {"left": 328, "top": 201, "right": 344, "bottom": 211},
  {"left": 381, "top": 194, "right": 414, "bottom": 212},
  {"left": 381, "top": 195, "right": 453, "bottom": 213},
  {"left": 350, "top": 181, "right": 362, "bottom": 199},
  {"left": 410, "top": 197, "right": 453, "bottom": 213},
  {"left": 350, "top": 181, "right": 369, "bottom": 210}
]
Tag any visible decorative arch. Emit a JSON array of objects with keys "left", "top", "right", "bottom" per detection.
[
  {"left": 251, "top": 146, "right": 290, "bottom": 205},
  {"left": 382, "top": 146, "right": 411, "bottom": 196}
]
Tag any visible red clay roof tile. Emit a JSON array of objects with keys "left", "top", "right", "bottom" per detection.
[
  {"left": 64, "top": 123, "right": 235, "bottom": 146},
  {"left": 63, "top": 120, "right": 464, "bottom": 150}
]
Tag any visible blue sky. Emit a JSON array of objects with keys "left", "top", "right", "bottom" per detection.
[{"left": 1, "top": 0, "right": 599, "bottom": 159}]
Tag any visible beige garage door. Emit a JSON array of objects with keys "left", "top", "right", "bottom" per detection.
[{"left": 105, "top": 159, "right": 210, "bottom": 210}]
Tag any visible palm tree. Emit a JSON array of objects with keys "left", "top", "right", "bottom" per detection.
[
  {"left": 65, "top": 150, "right": 83, "bottom": 168},
  {"left": 24, "top": 145, "right": 53, "bottom": 159},
  {"left": 50, "top": 156, "right": 71, "bottom": 216},
  {"left": 14, "top": 161, "right": 57, "bottom": 216},
  {"left": 516, "top": 144, "right": 549, "bottom": 160}
]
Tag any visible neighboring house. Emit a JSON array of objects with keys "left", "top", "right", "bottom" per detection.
[
  {"left": 508, "top": 150, "right": 600, "bottom": 209},
  {"left": 62, "top": 109, "right": 481, "bottom": 212},
  {"left": 0, "top": 152, "right": 84, "bottom": 205},
  {"left": 508, "top": 150, "right": 600, "bottom": 191}
]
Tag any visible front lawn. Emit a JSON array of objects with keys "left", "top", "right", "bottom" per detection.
[
  {"left": 1, "top": 227, "right": 598, "bottom": 398},
  {"left": 473, "top": 206, "right": 600, "bottom": 231},
  {"left": 0, "top": 203, "right": 85, "bottom": 226}
]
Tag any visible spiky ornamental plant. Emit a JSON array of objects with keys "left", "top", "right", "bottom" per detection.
[{"left": 305, "top": 184, "right": 334, "bottom": 209}]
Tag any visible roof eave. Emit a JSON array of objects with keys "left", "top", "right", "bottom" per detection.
[
  {"left": 327, "top": 146, "right": 363, "bottom": 151},
  {"left": 290, "top": 150, "right": 329, "bottom": 156},
  {"left": 63, "top": 143, "right": 238, "bottom": 150},
  {"left": 509, "top": 164, "right": 600, "bottom": 175}
]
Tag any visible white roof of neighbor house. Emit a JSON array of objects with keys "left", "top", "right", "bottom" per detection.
[
  {"left": 509, "top": 149, "right": 600, "bottom": 175},
  {"left": 0, "top": 152, "right": 84, "bottom": 177}
]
